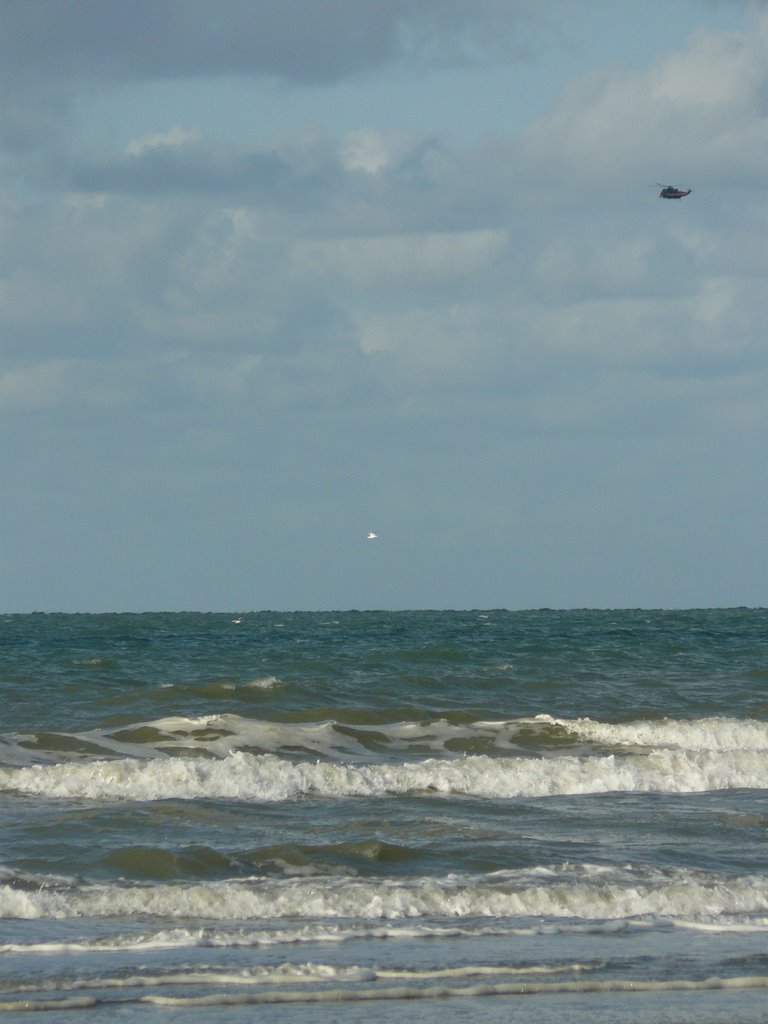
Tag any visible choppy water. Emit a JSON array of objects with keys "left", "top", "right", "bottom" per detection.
[{"left": 1, "top": 609, "right": 767, "bottom": 1023}]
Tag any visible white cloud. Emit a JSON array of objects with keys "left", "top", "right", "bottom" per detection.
[
  {"left": 293, "top": 228, "right": 507, "bottom": 290},
  {"left": 648, "top": 24, "right": 760, "bottom": 107},
  {"left": 519, "top": 10, "right": 768, "bottom": 184},
  {"left": 0, "top": 358, "right": 135, "bottom": 412},
  {"left": 175, "top": 353, "right": 264, "bottom": 396},
  {"left": 357, "top": 303, "right": 502, "bottom": 373},
  {"left": 126, "top": 124, "right": 202, "bottom": 157},
  {"left": 340, "top": 131, "right": 396, "bottom": 174},
  {"left": 532, "top": 235, "right": 659, "bottom": 298},
  {"left": 0, "top": 360, "right": 74, "bottom": 410}
]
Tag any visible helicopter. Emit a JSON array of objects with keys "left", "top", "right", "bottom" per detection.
[{"left": 658, "top": 184, "right": 692, "bottom": 199}]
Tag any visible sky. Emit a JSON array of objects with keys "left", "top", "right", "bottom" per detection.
[{"left": 2, "top": 0, "right": 768, "bottom": 613}]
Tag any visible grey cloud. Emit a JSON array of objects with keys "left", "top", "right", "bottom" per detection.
[
  {"left": 6, "top": 9, "right": 768, "bottom": 421},
  {"left": 2, "top": 1, "right": 396, "bottom": 86},
  {"left": 63, "top": 133, "right": 460, "bottom": 234},
  {"left": 1, "top": 0, "right": 543, "bottom": 150},
  {"left": 1, "top": 0, "right": 537, "bottom": 106},
  {"left": 70, "top": 145, "right": 292, "bottom": 197}
]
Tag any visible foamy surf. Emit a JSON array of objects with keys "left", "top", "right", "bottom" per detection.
[
  {"left": 0, "top": 922, "right": 522, "bottom": 956},
  {"left": 534, "top": 714, "right": 768, "bottom": 752},
  {"left": 2, "top": 744, "right": 767, "bottom": 802},
  {"left": 1, "top": 974, "right": 767, "bottom": 1014},
  {"left": 0, "top": 959, "right": 602, "bottom": 996},
  {"left": 4, "top": 713, "right": 767, "bottom": 769},
  {"left": 3, "top": 865, "right": 768, "bottom": 925}
]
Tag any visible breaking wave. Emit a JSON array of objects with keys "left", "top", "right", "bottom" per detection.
[
  {"left": 3, "top": 862, "right": 768, "bottom": 926},
  {"left": 1, "top": 742, "right": 766, "bottom": 803}
]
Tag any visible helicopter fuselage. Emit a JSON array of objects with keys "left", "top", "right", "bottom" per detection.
[{"left": 659, "top": 187, "right": 691, "bottom": 199}]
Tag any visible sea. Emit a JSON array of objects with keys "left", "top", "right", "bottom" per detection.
[{"left": 1, "top": 609, "right": 767, "bottom": 1024}]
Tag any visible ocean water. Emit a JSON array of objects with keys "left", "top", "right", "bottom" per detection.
[{"left": 1, "top": 608, "right": 767, "bottom": 1023}]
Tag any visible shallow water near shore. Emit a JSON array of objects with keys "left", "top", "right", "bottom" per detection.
[{"left": 1, "top": 609, "right": 767, "bottom": 1021}]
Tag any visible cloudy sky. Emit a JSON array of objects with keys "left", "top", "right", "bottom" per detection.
[{"left": 2, "top": 0, "right": 767, "bottom": 612}]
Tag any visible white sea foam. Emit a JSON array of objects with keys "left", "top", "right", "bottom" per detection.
[
  {"left": 138, "top": 974, "right": 768, "bottom": 1007},
  {"left": 3, "top": 976, "right": 768, "bottom": 1013},
  {"left": 0, "top": 959, "right": 601, "bottom": 999},
  {"left": 2, "top": 962, "right": 378, "bottom": 995},
  {"left": 2, "top": 866, "right": 768, "bottom": 925},
  {"left": 2, "top": 742, "right": 767, "bottom": 804},
  {"left": 244, "top": 676, "right": 282, "bottom": 690},
  {"left": 535, "top": 714, "right": 768, "bottom": 752},
  {"left": 4, "top": 713, "right": 767, "bottom": 768},
  {"left": 0, "top": 922, "right": 513, "bottom": 956}
]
